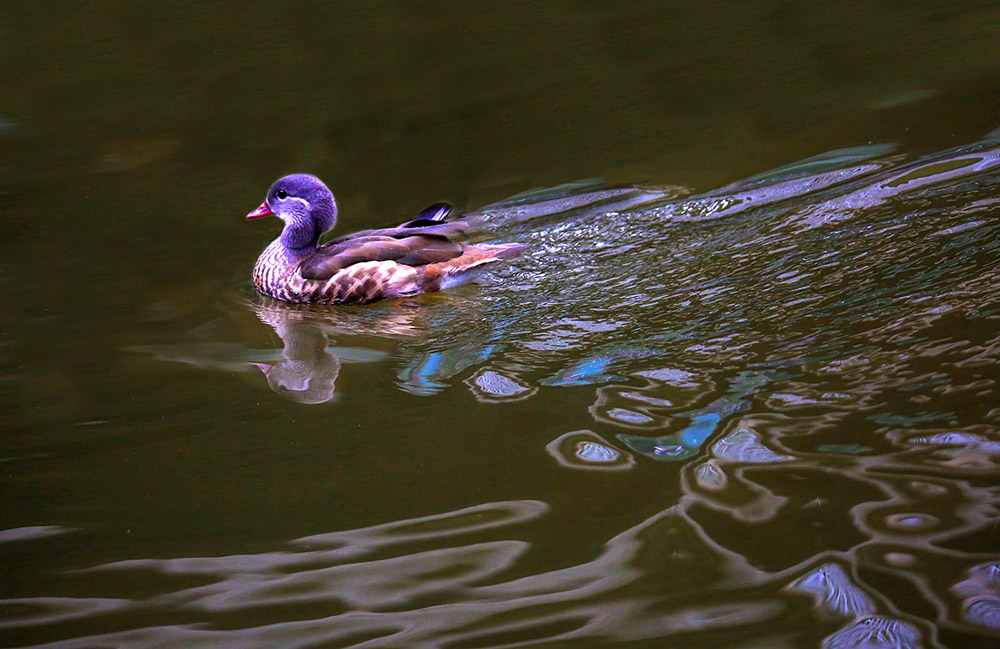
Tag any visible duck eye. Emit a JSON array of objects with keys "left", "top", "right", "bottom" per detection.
[{"left": 275, "top": 189, "right": 288, "bottom": 200}]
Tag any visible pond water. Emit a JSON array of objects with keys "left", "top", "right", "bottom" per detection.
[{"left": 3, "top": 3, "right": 1000, "bottom": 648}]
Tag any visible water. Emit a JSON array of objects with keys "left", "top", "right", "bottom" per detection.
[{"left": 3, "top": 3, "right": 1000, "bottom": 648}]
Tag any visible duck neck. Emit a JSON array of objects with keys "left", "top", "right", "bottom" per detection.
[{"left": 279, "top": 217, "right": 320, "bottom": 254}]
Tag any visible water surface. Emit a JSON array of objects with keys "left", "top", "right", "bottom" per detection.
[{"left": 2, "top": 3, "right": 1000, "bottom": 648}]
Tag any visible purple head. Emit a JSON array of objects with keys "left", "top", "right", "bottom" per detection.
[{"left": 246, "top": 174, "right": 339, "bottom": 249}]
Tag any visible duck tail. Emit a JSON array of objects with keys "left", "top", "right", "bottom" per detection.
[
  {"left": 430, "top": 243, "right": 527, "bottom": 291},
  {"left": 478, "top": 242, "right": 528, "bottom": 260}
]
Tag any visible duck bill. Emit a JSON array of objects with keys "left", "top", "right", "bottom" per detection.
[{"left": 246, "top": 201, "right": 274, "bottom": 219}]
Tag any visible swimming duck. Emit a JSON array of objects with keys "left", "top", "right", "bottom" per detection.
[{"left": 247, "top": 174, "right": 525, "bottom": 305}]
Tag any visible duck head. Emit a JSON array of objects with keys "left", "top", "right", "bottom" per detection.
[{"left": 247, "top": 174, "right": 338, "bottom": 250}]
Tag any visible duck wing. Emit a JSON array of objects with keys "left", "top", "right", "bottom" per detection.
[{"left": 299, "top": 232, "right": 465, "bottom": 280}]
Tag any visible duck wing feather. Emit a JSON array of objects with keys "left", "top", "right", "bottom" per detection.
[
  {"left": 300, "top": 233, "right": 465, "bottom": 280},
  {"left": 403, "top": 201, "right": 453, "bottom": 225},
  {"left": 332, "top": 220, "right": 469, "bottom": 243}
]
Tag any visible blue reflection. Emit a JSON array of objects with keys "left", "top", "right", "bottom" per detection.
[
  {"left": 617, "top": 372, "right": 770, "bottom": 461},
  {"left": 541, "top": 348, "right": 659, "bottom": 387}
]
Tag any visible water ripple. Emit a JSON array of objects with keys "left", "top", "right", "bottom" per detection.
[{"left": 105, "top": 135, "right": 1000, "bottom": 646}]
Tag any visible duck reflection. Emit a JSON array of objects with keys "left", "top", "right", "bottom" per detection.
[
  {"left": 133, "top": 289, "right": 509, "bottom": 404},
  {"left": 247, "top": 295, "right": 440, "bottom": 403},
  {"left": 249, "top": 306, "right": 344, "bottom": 404},
  {"left": 131, "top": 294, "right": 419, "bottom": 404},
  {"left": 252, "top": 292, "right": 504, "bottom": 399}
]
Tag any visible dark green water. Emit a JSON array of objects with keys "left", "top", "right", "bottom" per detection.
[{"left": 3, "top": 3, "right": 1000, "bottom": 648}]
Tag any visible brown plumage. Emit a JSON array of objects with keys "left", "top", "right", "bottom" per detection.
[{"left": 247, "top": 174, "right": 525, "bottom": 305}]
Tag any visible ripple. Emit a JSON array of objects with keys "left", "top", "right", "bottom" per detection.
[
  {"left": 546, "top": 430, "right": 635, "bottom": 471},
  {"left": 0, "top": 597, "right": 129, "bottom": 630},
  {"left": 712, "top": 428, "right": 795, "bottom": 464},
  {"left": 0, "top": 525, "right": 75, "bottom": 543},
  {"left": 951, "top": 561, "right": 1000, "bottom": 630},
  {"left": 589, "top": 368, "right": 714, "bottom": 431},
  {"left": 822, "top": 615, "right": 922, "bottom": 649},
  {"left": 465, "top": 368, "right": 535, "bottom": 402},
  {"left": 963, "top": 597, "right": 1000, "bottom": 630},
  {"left": 650, "top": 601, "right": 786, "bottom": 634},
  {"left": 883, "top": 552, "right": 919, "bottom": 568},
  {"left": 881, "top": 513, "right": 941, "bottom": 533},
  {"left": 788, "top": 141, "right": 1000, "bottom": 230},
  {"left": 0, "top": 502, "right": 798, "bottom": 647},
  {"left": 786, "top": 563, "right": 875, "bottom": 617},
  {"left": 693, "top": 459, "right": 728, "bottom": 491}
]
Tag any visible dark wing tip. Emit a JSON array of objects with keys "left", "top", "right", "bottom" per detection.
[{"left": 406, "top": 202, "right": 453, "bottom": 225}]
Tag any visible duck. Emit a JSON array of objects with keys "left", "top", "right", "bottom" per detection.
[{"left": 247, "top": 174, "right": 525, "bottom": 305}]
